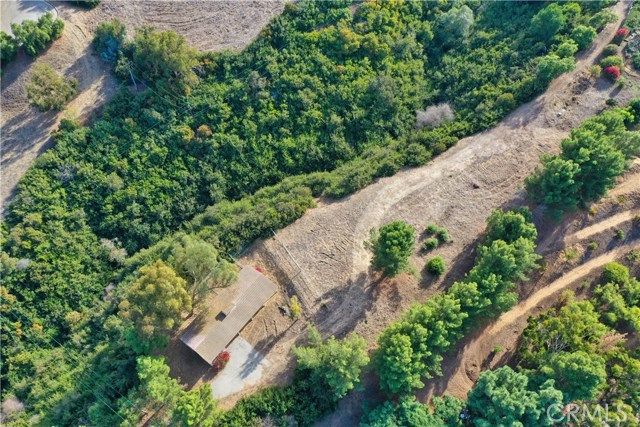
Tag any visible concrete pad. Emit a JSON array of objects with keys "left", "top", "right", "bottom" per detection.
[
  {"left": 209, "top": 337, "right": 271, "bottom": 399},
  {"left": 1, "top": 0, "right": 57, "bottom": 36}
]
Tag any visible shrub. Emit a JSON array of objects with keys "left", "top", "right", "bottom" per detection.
[
  {"left": 602, "top": 44, "right": 619, "bottom": 56},
  {"left": 26, "top": 63, "right": 78, "bottom": 111},
  {"left": 495, "top": 93, "right": 516, "bottom": 111},
  {"left": 426, "top": 256, "right": 446, "bottom": 276},
  {"left": 587, "top": 242, "right": 599, "bottom": 251},
  {"left": 606, "top": 98, "right": 618, "bottom": 106},
  {"left": 600, "top": 55, "right": 623, "bottom": 68},
  {"left": 212, "top": 351, "right": 231, "bottom": 371},
  {"left": 290, "top": 295, "right": 302, "bottom": 320},
  {"left": 614, "top": 228, "right": 625, "bottom": 240},
  {"left": 422, "top": 237, "right": 439, "bottom": 251},
  {"left": 403, "top": 143, "right": 432, "bottom": 167},
  {"left": 425, "top": 224, "right": 439, "bottom": 235},
  {"left": 633, "top": 54, "right": 640, "bottom": 70},
  {"left": 555, "top": 40, "right": 578, "bottom": 58},
  {"left": 589, "top": 65, "right": 602, "bottom": 78},
  {"left": 70, "top": 0, "right": 101, "bottom": 8},
  {"left": 416, "top": 104, "right": 454, "bottom": 129},
  {"left": 601, "top": 262, "right": 629, "bottom": 285},
  {"left": 436, "top": 228, "right": 450, "bottom": 243},
  {"left": 0, "top": 31, "right": 18, "bottom": 66},
  {"left": 603, "top": 65, "right": 621, "bottom": 81},
  {"left": 614, "top": 28, "right": 629, "bottom": 44}
]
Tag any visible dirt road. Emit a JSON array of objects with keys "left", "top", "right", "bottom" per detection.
[
  {"left": 0, "top": 0, "right": 57, "bottom": 35},
  {"left": 1, "top": 1, "right": 284, "bottom": 211}
]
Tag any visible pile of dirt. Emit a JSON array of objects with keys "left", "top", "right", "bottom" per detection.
[{"left": 1, "top": 0, "right": 285, "bottom": 209}]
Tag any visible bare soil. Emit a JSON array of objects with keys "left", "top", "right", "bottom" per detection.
[{"left": 1, "top": 0, "right": 284, "bottom": 210}]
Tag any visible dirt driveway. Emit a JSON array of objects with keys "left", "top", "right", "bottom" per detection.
[{"left": 1, "top": 0, "right": 284, "bottom": 211}]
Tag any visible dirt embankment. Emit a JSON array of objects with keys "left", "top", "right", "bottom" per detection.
[{"left": 1, "top": 0, "right": 285, "bottom": 210}]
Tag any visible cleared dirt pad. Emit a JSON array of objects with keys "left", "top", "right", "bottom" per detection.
[{"left": 1, "top": 0, "right": 284, "bottom": 209}]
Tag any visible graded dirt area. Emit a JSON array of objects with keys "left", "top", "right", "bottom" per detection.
[
  {"left": 229, "top": 1, "right": 640, "bottom": 422},
  {"left": 1, "top": 0, "right": 285, "bottom": 210}
]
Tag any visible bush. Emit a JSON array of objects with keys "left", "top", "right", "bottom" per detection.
[
  {"left": 212, "top": 351, "right": 231, "bottom": 371},
  {"left": 425, "top": 224, "right": 439, "bottom": 235},
  {"left": 555, "top": 40, "right": 578, "bottom": 58},
  {"left": 603, "top": 65, "right": 621, "bottom": 81},
  {"left": 600, "top": 55, "right": 623, "bottom": 68},
  {"left": 422, "top": 237, "right": 439, "bottom": 251},
  {"left": 11, "top": 12, "right": 64, "bottom": 57},
  {"left": 0, "top": 31, "right": 18, "bottom": 66},
  {"left": 614, "top": 28, "right": 629, "bottom": 44},
  {"left": 290, "top": 295, "right": 302, "bottom": 320},
  {"left": 633, "top": 54, "right": 640, "bottom": 71},
  {"left": 614, "top": 228, "right": 625, "bottom": 240},
  {"left": 416, "top": 104, "right": 454, "bottom": 129},
  {"left": 426, "top": 256, "right": 446, "bottom": 276},
  {"left": 601, "top": 262, "right": 629, "bottom": 285},
  {"left": 587, "top": 241, "right": 599, "bottom": 251},
  {"left": 26, "top": 63, "right": 78, "bottom": 111},
  {"left": 602, "top": 44, "right": 619, "bottom": 56},
  {"left": 70, "top": 0, "right": 101, "bottom": 8},
  {"left": 93, "top": 18, "right": 127, "bottom": 62},
  {"left": 369, "top": 221, "right": 415, "bottom": 277},
  {"left": 436, "top": 228, "right": 450, "bottom": 243},
  {"left": 403, "top": 143, "right": 432, "bottom": 167}
]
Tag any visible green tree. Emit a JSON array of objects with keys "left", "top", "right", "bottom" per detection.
[
  {"left": 118, "top": 356, "right": 183, "bottom": 426},
  {"left": 25, "top": 63, "right": 78, "bottom": 111},
  {"left": 601, "top": 261, "right": 629, "bottom": 285},
  {"left": 517, "top": 301, "right": 609, "bottom": 367},
  {"left": 292, "top": 325, "right": 369, "bottom": 404},
  {"left": 570, "top": 25, "right": 597, "bottom": 50},
  {"left": 536, "top": 55, "right": 575, "bottom": 86},
  {"left": 561, "top": 126, "right": 626, "bottom": 203},
  {"left": 1, "top": 31, "right": 18, "bottom": 65},
  {"left": 468, "top": 238, "right": 540, "bottom": 285},
  {"left": 119, "top": 260, "right": 191, "bottom": 348},
  {"left": 11, "top": 12, "right": 63, "bottom": 57},
  {"left": 436, "top": 5, "right": 474, "bottom": 49},
  {"left": 466, "top": 366, "right": 563, "bottom": 427},
  {"left": 525, "top": 156, "right": 581, "bottom": 218},
  {"left": 169, "top": 235, "right": 238, "bottom": 313},
  {"left": 368, "top": 221, "right": 415, "bottom": 277},
  {"left": 132, "top": 26, "right": 198, "bottom": 95},
  {"left": 375, "top": 326, "right": 425, "bottom": 395},
  {"left": 361, "top": 396, "right": 444, "bottom": 427},
  {"left": 485, "top": 208, "right": 537, "bottom": 245},
  {"left": 530, "top": 4, "right": 566, "bottom": 42},
  {"left": 539, "top": 351, "right": 607, "bottom": 401},
  {"left": 93, "top": 18, "right": 128, "bottom": 62},
  {"left": 173, "top": 384, "right": 219, "bottom": 427}
]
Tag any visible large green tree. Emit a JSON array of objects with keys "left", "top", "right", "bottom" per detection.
[
  {"left": 466, "top": 366, "right": 563, "bottom": 427},
  {"left": 525, "top": 156, "right": 581, "bottom": 218},
  {"left": 292, "top": 326, "right": 369, "bottom": 405},
  {"left": 368, "top": 221, "right": 415, "bottom": 277},
  {"left": 539, "top": 351, "right": 607, "bottom": 401},
  {"left": 119, "top": 260, "right": 191, "bottom": 349},
  {"left": 169, "top": 235, "right": 238, "bottom": 313},
  {"left": 132, "top": 26, "right": 198, "bottom": 95}
]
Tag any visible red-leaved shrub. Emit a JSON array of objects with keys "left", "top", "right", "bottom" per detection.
[
  {"left": 614, "top": 28, "right": 629, "bottom": 44},
  {"left": 255, "top": 266, "right": 263, "bottom": 273},
  {"left": 212, "top": 351, "right": 231, "bottom": 371},
  {"left": 603, "top": 66, "right": 621, "bottom": 81}
]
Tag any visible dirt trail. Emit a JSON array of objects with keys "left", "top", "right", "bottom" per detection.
[
  {"left": 418, "top": 238, "right": 640, "bottom": 401},
  {"left": 568, "top": 209, "right": 640, "bottom": 243},
  {"left": 1, "top": 1, "right": 284, "bottom": 211}
]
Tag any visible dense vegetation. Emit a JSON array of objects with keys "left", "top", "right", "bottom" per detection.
[
  {"left": 526, "top": 102, "right": 640, "bottom": 218},
  {"left": 0, "top": 0, "right": 622, "bottom": 425}
]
